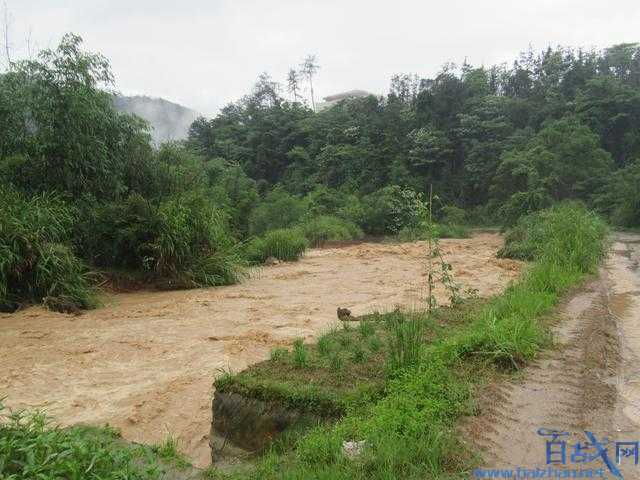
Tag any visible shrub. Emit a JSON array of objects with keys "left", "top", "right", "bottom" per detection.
[
  {"left": 498, "top": 202, "right": 608, "bottom": 271},
  {"left": 0, "top": 402, "right": 164, "bottom": 479},
  {"left": 243, "top": 237, "right": 268, "bottom": 264},
  {"left": 248, "top": 189, "right": 306, "bottom": 236},
  {"left": 75, "top": 194, "right": 160, "bottom": 270},
  {"left": 150, "top": 193, "right": 244, "bottom": 287},
  {"left": 593, "top": 160, "right": 640, "bottom": 227},
  {"left": 248, "top": 229, "right": 308, "bottom": 263},
  {"left": 0, "top": 187, "right": 96, "bottom": 312},
  {"left": 304, "top": 186, "right": 349, "bottom": 217},
  {"left": 434, "top": 223, "right": 470, "bottom": 239},
  {"left": 77, "top": 191, "right": 244, "bottom": 287},
  {"left": 298, "top": 215, "right": 363, "bottom": 247},
  {"left": 439, "top": 205, "right": 466, "bottom": 225},
  {"left": 360, "top": 186, "right": 425, "bottom": 235}
]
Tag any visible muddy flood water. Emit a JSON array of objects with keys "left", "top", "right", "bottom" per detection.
[{"left": 0, "top": 233, "right": 522, "bottom": 467}]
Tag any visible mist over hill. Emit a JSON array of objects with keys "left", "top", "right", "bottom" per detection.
[{"left": 113, "top": 95, "right": 200, "bottom": 143}]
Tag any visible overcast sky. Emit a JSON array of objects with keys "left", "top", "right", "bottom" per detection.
[{"left": 4, "top": 0, "right": 640, "bottom": 116}]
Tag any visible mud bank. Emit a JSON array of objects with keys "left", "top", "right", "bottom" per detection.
[
  {"left": 0, "top": 233, "right": 521, "bottom": 467},
  {"left": 467, "top": 233, "right": 640, "bottom": 478}
]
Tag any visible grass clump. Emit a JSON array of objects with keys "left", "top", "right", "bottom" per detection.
[
  {"left": 358, "top": 320, "right": 375, "bottom": 338},
  {"left": 0, "top": 187, "right": 97, "bottom": 313},
  {"left": 0, "top": 402, "right": 178, "bottom": 479},
  {"left": 150, "top": 436, "right": 192, "bottom": 470},
  {"left": 385, "top": 312, "right": 425, "bottom": 371},
  {"left": 498, "top": 201, "right": 608, "bottom": 265},
  {"left": 246, "top": 228, "right": 308, "bottom": 263},
  {"left": 270, "top": 347, "right": 289, "bottom": 361},
  {"left": 292, "top": 339, "right": 309, "bottom": 368},
  {"left": 298, "top": 216, "right": 364, "bottom": 247},
  {"left": 317, "top": 334, "right": 333, "bottom": 357}
]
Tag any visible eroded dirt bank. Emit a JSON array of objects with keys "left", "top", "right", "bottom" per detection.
[
  {"left": 468, "top": 233, "right": 640, "bottom": 478},
  {"left": 0, "top": 233, "right": 520, "bottom": 467}
]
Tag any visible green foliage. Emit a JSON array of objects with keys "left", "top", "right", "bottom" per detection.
[
  {"left": 77, "top": 191, "right": 244, "bottom": 288},
  {"left": 150, "top": 192, "right": 243, "bottom": 287},
  {"left": 0, "top": 33, "right": 152, "bottom": 201},
  {"left": 397, "top": 221, "right": 469, "bottom": 241},
  {"left": 360, "top": 186, "right": 426, "bottom": 235},
  {"left": 0, "top": 36, "right": 249, "bottom": 309},
  {"left": 248, "top": 189, "right": 306, "bottom": 236},
  {"left": 179, "top": 42, "right": 640, "bottom": 228},
  {"left": 0, "top": 187, "right": 96, "bottom": 312},
  {"left": 358, "top": 320, "right": 375, "bottom": 338},
  {"left": 594, "top": 160, "right": 640, "bottom": 227},
  {"left": 385, "top": 312, "right": 425, "bottom": 372},
  {"left": 493, "top": 117, "right": 613, "bottom": 225},
  {"left": 270, "top": 347, "right": 289, "bottom": 362},
  {"left": 0, "top": 403, "right": 167, "bottom": 479},
  {"left": 499, "top": 202, "right": 608, "bottom": 270},
  {"left": 434, "top": 223, "right": 470, "bottom": 239},
  {"left": 247, "top": 228, "right": 308, "bottom": 263},
  {"left": 317, "top": 334, "right": 333, "bottom": 357},
  {"left": 293, "top": 339, "right": 309, "bottom": 368},
  {"left": 298, "top": 215, "right": 363, "bottom": 246},
  {"left": 439, "top": 205, "right": 467, "bottom": 225},
  {"left": 150, "top": 436, "right": 192, "bottom": 470}
]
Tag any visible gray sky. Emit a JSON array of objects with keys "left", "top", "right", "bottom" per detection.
[{"left": 4, "top": 0, "right": 640, "bottom": 116}]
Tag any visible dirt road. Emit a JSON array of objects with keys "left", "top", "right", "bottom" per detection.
[
  {"left": 469, "top": 233, "right": 640, "bottom": 479},
  {"left": 0, "top": 233, "right": 521, "bottom": 467}
]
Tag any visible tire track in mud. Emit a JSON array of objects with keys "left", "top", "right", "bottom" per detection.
[{"left": 465, "top": 234, "right": 640, "bottom": 478}]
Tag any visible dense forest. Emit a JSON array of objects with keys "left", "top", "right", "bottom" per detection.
[{"left": 1, "top": 34, "right": 639, "bottom": 311}]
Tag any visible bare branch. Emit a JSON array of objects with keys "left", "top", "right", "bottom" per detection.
[{"left": 1, "top": 1, "right": 13, "bottom": 69}]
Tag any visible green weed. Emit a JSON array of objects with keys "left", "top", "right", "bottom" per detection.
[
  {"left": 292, "top": 339, "right": 309, "bottom": 368},
  {"left": 270, "top": 347, "right": 289, "bottom": 362}
]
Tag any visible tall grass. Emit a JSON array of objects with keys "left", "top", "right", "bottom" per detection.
[
  {"left": 245, "top": 228, "right": 308, "bottom": 263},
  {"left": 0, "top": 402, "right": 164, "bottom": 479},
  {"left": 0, "top": 187, "right": 96, "bottom": 312},
  {"left": 298, "top": 216, "right": 363, "bottom": 247},
  {"left": 498, "top": 201, "right": 608, "bottom": 268},
  {"left": 77, "top": 192, "right": 245, "bottom": 289},
  {"left": 385, "top": 312, "right": 424, "bottom": 371}
]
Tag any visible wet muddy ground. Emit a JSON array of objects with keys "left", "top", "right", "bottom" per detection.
[
  {"left": 468, "top": 233, "right": 640, "bottom": 479},
  {"left": 0, "top": 233, "right": 521, "bottom": 467}
]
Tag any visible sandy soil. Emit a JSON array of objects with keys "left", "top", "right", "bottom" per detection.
[
  {"left": 0, "top": 233, "right": 521, "bottom": 467},
  {"left": 467, "top": 233, "right": 640, "bottom": 478}
]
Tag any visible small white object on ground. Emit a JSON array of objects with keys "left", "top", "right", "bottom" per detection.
[{"left": 342, "top": 440, "right": 366, "bottom": 459}]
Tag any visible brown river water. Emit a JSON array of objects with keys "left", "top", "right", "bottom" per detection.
[{"left": 0, "top": 233, "right": 522, "bottom": 467}]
